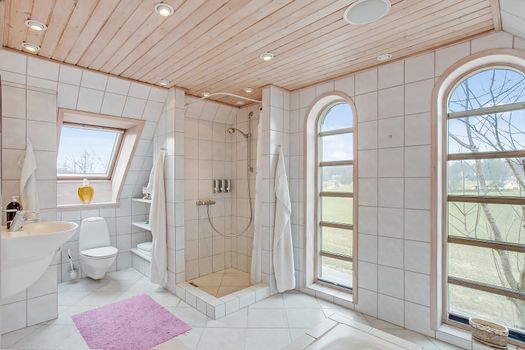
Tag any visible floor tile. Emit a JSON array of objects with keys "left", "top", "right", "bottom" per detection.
[
  {"left": 244, "top": 328, "right": 292, "bottom": 350},
  {"left": 197, "top": 328, "right": 246, "bottom": 350},
  {"left": 247, "top": 308, "right": 288, "bottom": 328},
  {"left": 286, "top": 308, "right": 327, "bottom": 329}
]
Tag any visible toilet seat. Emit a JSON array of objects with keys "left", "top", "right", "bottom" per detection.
[{"left": 81, "top": 246, "right": 118, "bottom": 259}]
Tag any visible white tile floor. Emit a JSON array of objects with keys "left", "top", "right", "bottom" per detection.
[{"left": 1, "top": 268, "right": 463, "bottom": 350}]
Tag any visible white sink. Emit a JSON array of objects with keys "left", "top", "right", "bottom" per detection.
[{"left": 1, "top": 221, "right": 78, "bottom": 298}]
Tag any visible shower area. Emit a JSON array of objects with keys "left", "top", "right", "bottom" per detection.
[{"left": 182, "top": 99, "right": 260, "bottom": 300}]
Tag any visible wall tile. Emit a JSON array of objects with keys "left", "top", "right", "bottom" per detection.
[
  {"left": 378, "top": 178, "right": 403, "bottom": 208},
  {"left": 378, "top": 294, "right": 404, "bottom": 326},
  {"left": 378, "top": 61, "right": 404, "bottom": 89},
  {"left": 355, "top": 68, "right": 377, "bottom": 95},
  {"left": 378, "top": 236, "right": 403, "bottom": 268},
  {"left": 378, "top": 86, "right": 403, "bottom": 119},
  {"left": 77, "top": 87, "right": 104, "bottom": 113},
  {"left": 405, "top": 52, "right": 434, "bottom": 83},
  {"left": 378, "top": 117, "right": 403, "bottom": 148},
  {"left": 405, "top": 79, "right": 434, "bottom": 114},
  {"left": 378, "top": 265, "right": 404, "bottom": 299},
  {"left": 355, "top": 91, "right": 377, "bottom": 122},
  {"left": 59, "top": 65, "right": 82, "bottom": 85},
  {"left": 404, "top": 241, "right": 430, "bottom": 274},
  {"left": 378, "top": 147, "right": 403, "bottom": 178}
]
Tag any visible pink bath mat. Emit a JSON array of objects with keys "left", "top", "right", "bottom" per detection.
[{"left": 72, "top": 294, "right": 191, "bottom": 350}]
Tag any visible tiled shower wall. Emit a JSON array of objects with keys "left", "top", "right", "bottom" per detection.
[
  {"left": 0, "top": 49, "right": 167, "bottom": 333},
  {"left": 289, "top": 31, "right": 525, "bottom": 338}
]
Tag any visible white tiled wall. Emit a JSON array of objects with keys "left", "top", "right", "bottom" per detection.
[
  {"left": 0, "top": 49, "right": 168, "bottom": 333},
  {"left": 289, "top": 31, "right": 524, "bottom": 342},
  {"left": 153, "top": 87, "right": 186, "bottom": 291},
  {"left": 182, "top": 97, "right": 260, "bottom": 279}
]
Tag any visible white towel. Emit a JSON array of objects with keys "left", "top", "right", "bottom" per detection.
[
  {"left": 20, "top": 139, "right": 40, "bottom": 220},
  {"left": 273, "top": 146, "right": 295, "bottom": 293},
  {"left": 149, "top": 150, "right": 167, "bottom": 286},
  {"left": 250, "top": 115, "right": 264, "bottom": 285}
]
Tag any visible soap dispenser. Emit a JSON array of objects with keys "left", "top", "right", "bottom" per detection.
[
  {"left": 6, "top": 196, "right": 22, "bottom": 229},
  {"left": 77, "top": 178, "right": 94, "bottom": 204}
]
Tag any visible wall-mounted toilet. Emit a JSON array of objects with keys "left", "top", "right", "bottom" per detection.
[{"left": 79, "top": 217, "right": 118, "bottom": 280}]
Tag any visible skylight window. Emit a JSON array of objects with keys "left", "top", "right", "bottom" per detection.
[{"left": 57, "top": 123, "right": 124, "bottom": 180}]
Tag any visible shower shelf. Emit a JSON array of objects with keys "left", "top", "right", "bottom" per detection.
[
  {"left": 132, "top": 221, "right": 151, "bottom": 231},
  {"left": 132, "top": 198, "right": 152, "bottom": 204}
]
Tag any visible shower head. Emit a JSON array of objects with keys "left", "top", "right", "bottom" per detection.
[{"left": 226, "top": 127, "right": 249, "bottom": 139}]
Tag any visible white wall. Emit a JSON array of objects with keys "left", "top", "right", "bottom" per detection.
[
  {"left": 290, "top": 31, "right": 525, "bottom": 339},
  {"left": 0, "top": 49, "right": 167, "bottom": 333}
]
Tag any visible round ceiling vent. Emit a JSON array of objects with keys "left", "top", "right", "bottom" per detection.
[{"left": 343, "top": 0, "right": 391, "bottom": 25}]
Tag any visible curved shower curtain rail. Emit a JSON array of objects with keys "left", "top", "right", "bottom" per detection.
[{"left": 184, "top": 92, "right": 262, "bottom": 107}]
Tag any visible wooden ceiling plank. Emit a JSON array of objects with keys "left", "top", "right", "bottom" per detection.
[
  {"left": 76, "top": 0, "right": 142, "bottom": 67},
  {"left": 145, "top": 0, "right": 326, "bottom": 85},
  {"left": 51, "top": 0, "right": 99, "bottom": 61},
  {"left": 87, "top": 0, "right": 159, "bottom": 70},
  {"left": 38, "top": 0, "right": 75, "bottom": 57},
  {"left": 115, "top": 0, "right": 239, "bottom": 77},
  {"left": 1, "top": 0, "right": 11, "bottom": 46},
  {"left": 100, "top": 0, "right": 202, "bottom": 74},
  {"left": 141, "top": 0, "right": 342, "bottom": 84},
  {"left": 220, "top": 12, "right": 492, "bottom": 94},
  {"left": 7, "top": 0, "right": 32, "bottom": 49},
  {"left": 206, "top": 9, "right": 491, "bottom": 95},
  {"left": 126, "top": 0, "right": 271, "bottom": 80},
  {"left": 64, "top": 0, "right": 122, "bottom": 64},
  {"left": 190, "top": 0, "right": 486, "bottom": 93},
  {"left": 137, "top": 0, "right": 293, "bottom": 84},
  {"left": 274, "top": 16, "right": 493, "bottom": 89},
  {"left": 488, "top": 0, "right": 501, "bottom": 31},
  {"left": 174, "top": 0, "right": 435, "bottom": 89},
  {"left": 26, "top": 0, "right": 55, "bottom": 46},
  {"left": 285, "top": 24, "right": 494, "bottom": 91}
]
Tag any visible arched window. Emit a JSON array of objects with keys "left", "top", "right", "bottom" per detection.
[
  {"left": 316, "top": 102, "right": 355, "bottom": 289},
  {"left": 445, "top": 67, "right": 525, "bottom": 339}
]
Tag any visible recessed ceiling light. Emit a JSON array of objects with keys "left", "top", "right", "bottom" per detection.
[
  {"left": 24, "top": 19, "right": 47, "bottom": 31},
  {"left": 21, "top": 42, "right": 40, "bottom": 53},
  {"left": 260, "top": 52, "right": 274, "bottom": 61},
  {"left": 154, "top": 2, "right": 174, "bottom": 17},
  {"left": 344, "top": 0, "right": 391, "bottom": 25},
  {"left": 159, "top": 79, "right": 171, "bottom": 86},
  {"left": 377, "top": 53, "right": 392, "bottom": 61},
  {"left": 203, "top": 92, "right": 210, "bottom": 97},
  {"left": 244, "top": 87, "right": 253, "bottom": 93}
]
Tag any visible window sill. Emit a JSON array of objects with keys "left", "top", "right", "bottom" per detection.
[
  {"left": 303, "top": 283, "right": 354, "bottom": 308},
  {"left": 57, "top": 202, "right": 119, "bottom": 210}
]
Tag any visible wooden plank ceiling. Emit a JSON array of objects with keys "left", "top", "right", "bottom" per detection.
[{"left": 2, "top": 0, "right": 497, "bottom": 105}]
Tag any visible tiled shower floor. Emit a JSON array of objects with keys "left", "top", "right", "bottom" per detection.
[{"left": 188, "top": 268, "right": 250, "bottom": 297}]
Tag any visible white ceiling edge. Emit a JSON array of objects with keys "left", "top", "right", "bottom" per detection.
[{"left": 500, "top": 0, "right": 525, "bottom": 39}]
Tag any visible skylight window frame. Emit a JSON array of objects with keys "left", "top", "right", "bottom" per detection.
[{"left": 57, "top": 121, "right": 126, "bottom": 181}]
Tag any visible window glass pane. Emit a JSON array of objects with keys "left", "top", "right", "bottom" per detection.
[
  {"left": 447, "top": 158, "right": 525, "bottom": 197},
  {"left": 57, "top": 125, "right": 120, "bottom": 177},
  {"left": 321, "top": 166, "right": 353, "bottom": 192},
  {"left": 448, "top": 68, "right": 525, "bottom": 113},
  {"left": 321, "top": 197, "right": 353, "bottom": 225},
  {"left": 320, "top": 103, "right": 353, "bottom": 131},
  {"left": 320, "top": 257, "right": 352, "bottom": 288},
  {"left": 449, "top": 284, "right": 525, "bottom": 331},
  {"left": 321, "top": 227, "right": 352, "bottom": 257},
  {"left": 447, "top": 202, "right": 525, "bottom": 245},
  {"left": 321, "top": 133, "right": 353, "bottom": 162},
  {"left": 447, "top": 110, "right": 525, "bottom": 154},
  {"left": 449, "top": 243, "right": 524, "bottom": 291}
]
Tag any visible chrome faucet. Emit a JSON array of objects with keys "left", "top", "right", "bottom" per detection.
[{"left": 9, "top": 210, "right": 40, "bottom": 232}]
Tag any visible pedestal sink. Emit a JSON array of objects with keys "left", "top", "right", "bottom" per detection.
[{"left": 1, "top": 221, "right": 78, "bottom": 298}]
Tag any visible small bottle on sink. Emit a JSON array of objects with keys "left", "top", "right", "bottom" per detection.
[{"left": 6, "top": 196, "right": 22, "bottom": 229}]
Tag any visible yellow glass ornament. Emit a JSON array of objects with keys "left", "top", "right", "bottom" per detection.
[{"left": 78, "top": 178, "right": 94, "bottom": 204}]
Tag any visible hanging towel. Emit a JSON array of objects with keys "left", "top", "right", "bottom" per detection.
[
  {"left": 250, "top": 115, "right": 264, "bottom": 285},
  {"left": 20, "top": 139, "right": 40, "bottom": 220},
  {"left": 273, "top": 146, "right": 295, "bottom": 293},
  {"left": 149, "top": 150, "right": 167, "bottom": 286}
]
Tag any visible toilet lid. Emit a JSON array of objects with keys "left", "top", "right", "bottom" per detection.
[
  {"left": 81, "top": 246, "right": 118, "bottom": 258},
  {"left": 137, "top": 242, "right": 152, "bottom": 252}
]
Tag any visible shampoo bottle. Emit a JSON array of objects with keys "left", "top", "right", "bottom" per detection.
[{"left": 77, "top": 178, "right": 94, "bottom": 204}]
